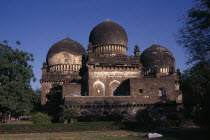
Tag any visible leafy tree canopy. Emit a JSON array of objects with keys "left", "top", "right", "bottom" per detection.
[
  {"left": 177, "top": 0, "right": 210, "bottom": 64},
  {"left": 181, "top": 61, "right": 210, "bottom": 125},
  {"left": 0, "top": 40, "right": 38, "bottom": 119}
]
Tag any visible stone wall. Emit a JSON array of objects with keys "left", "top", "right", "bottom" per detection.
[
  {"left": 87, "top": 66, "right": 141, "bottom": 96},
  {"left": 62, "top": 83, "right": 81, "bottom": 98},
  {"left": 130, "top": 76, "right": 180, "bottom": 102},
  {"left": 64, "top": 96, "right": 180, "bottom": 117},
  {"left": 41, "top": 82, "right": 52, "bottom": 105}
]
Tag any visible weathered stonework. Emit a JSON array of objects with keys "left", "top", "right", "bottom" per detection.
[{"left": 40, "top": 20, "right": 182, "bottom": 118}]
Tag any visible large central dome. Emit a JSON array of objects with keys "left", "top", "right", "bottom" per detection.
[{"left": 89, "top": 19, "right": 128, "bottom": 47}]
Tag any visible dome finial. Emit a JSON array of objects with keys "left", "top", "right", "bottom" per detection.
[
  {"left": 154, "top": 40, "right": 157, "bottom": 44},
  {"left": 65, "top": 35, "right": 71, "bottom": 40}
]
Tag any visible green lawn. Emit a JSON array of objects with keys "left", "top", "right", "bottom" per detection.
[
  {"left": 0, "top": 128, "right": 209, "bottom": 140},
  {"left": 0, "top": 130, "right": 145, "bottom": 140}
]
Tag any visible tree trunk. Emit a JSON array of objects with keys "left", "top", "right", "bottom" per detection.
[
  {"left": 8, "top": 113, "right": 11, "bottom": 123},
  {"left": 0, "top": 112, "right": 5, "bottom": 124},
  {"left": 64, "top": 120, "right": 68, "bottom": 124},
  {"left": 0, "top": 112, "right": 2, "bottom": 124},
  {"left": 69, "top": 118, "right": 74, "bottom": 124}
]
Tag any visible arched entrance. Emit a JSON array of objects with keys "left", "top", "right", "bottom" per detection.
[
  {"left": 109, "top": 80, "right": 121, "bottom": 96},
  {"left": 93, "top": 80, "right": 105, "bottom": 96}
]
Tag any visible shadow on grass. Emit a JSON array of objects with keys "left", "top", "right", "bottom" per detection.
[{"left": 115, "top": 121, "right": 209, "bottom": 140}]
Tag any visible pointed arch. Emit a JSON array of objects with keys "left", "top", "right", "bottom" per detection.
[
  {"left": 109, "top": 80, "right": 120, "bottom": 86},
  {"left": 93, "top": 80, "right": 105, "bottom": 96},
  {"left": 109, "top": 80, "right": 121, "bottom": 96}
]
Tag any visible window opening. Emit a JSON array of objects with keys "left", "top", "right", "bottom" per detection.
[
  {"left": 158, "top": 88, "right": 163, "bottom": 96},
  {"left": 139, "top": 89, "right": 143, "bottom": 94}
]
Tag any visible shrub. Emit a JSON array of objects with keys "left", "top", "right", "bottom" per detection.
[
  {"left": 59, "top": 104, "right": 80, "bottom": 123},
  {"left": 135, "top": 109, "right": 152, "bottom": 122},
  {"left": 0, "top": 122, "right": 120, "bottom": 134},
  {"left": 107, "top": 112, "right": 124, "bottom": 122},
  {"left": 77, "top": 113, "right": 124, "bottom": 122},
  {"left": 32, "top": 112, "right": 51, "bottom": 124}
]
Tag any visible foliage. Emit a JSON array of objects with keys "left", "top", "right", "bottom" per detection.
[
  {"left": 78, "top": 112, "right": 124, "bottom": 122},
  {"left": 33, "top": 88, "right": 41, "bottom": 112},
  {"left": 0, "top": 40, "right": 37, "bottom": 123},
  {"left": 177, "top": 0, "right": 210, "bottom": 127},
  {"left": 32, "top": 112, "right": 52, "bottom": 124},
  {"left": 181, "top": 61, "right": 210, "bottom": 126},
  {"left": 44, "top": 83, "right": 63, "bottom": 122},
  {"left": 59, "top": 104, "right": 80, "bottom": 123},
  {"left": 0, "top": 120, "right": 201, "bottom": 135},
  {"left": 177, "top": 0, "right": 210, "bottom": 64},
  {"left": 47, "top": 84, "right": 62, "bottom": 103},
  {"left": 108, "top": 112, "right": 124, "bottom": 122},
  {"left": 135, "top": 109, "right": 153, "bottom": 122},
  {"left": 0, "top": 122, "right": 120, "bottom": 134}
]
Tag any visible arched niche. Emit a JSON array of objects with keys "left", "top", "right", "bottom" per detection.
[
  {"left": 93, "top": 80, "right": 105, "bottom": 96},
  {"left": 109, "top": 80, "right": 121, "bottom": 96}
]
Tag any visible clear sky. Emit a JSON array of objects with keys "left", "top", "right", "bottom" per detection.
[{"left": 0, "top": 0, "right": 194, "bottom": 89}]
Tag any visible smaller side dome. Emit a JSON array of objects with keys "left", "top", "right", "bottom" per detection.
[
  {"left": 141, "top": 44, "right": 175, "bottom": 68},
  {"left": 46, "top": 37, "right": 86, "bottom": 66}
]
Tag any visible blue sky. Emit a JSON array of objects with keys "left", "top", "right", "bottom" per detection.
[{"left": 0, "top": 0, "right": 194, "bottom": 89}]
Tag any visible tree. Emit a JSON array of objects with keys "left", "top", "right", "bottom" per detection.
[
  {"left": 33, "top": 88, "right": 41, "bottom": 112},
  {"left": 44, "top": 83, "right": 63, "bottom": 122},
  {"left": 47, "top": 84, "right": 62, "bottom": 104},
  {"left": 0, "top": 40, "right": 37, "bottom": 123},
  {"left": 181, "top": 61, "right": 210, "bottom": 125},
  {"left": 59, "top": 104, "right": 80, "bottom": 123},
  {"left": 177, "top": 0, "right": 210, "bottom": 126},
  {"left": 177, "top": 0, "right": 210, "bottom": 64}
]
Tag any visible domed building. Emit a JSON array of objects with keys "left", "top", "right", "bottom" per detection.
[
  {"left": 41, "top": 20, "right": 182, "bottom": 118},
  {"left": 141, "top": 44, "right": 175, "bottom": 72},
  {"left": 40, "top": 37, "right": 86, "bottom": 105},
  {"left": 89, "top": 19, "right": 128, "bottom": 56}
]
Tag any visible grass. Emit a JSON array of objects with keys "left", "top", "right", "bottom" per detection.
[
  {"left": 0, "top": 121, "right": 209, "bottom": 140},
  {"left": 0, "top": 128, "right": 209, "bottom": 140},
  {"left": 0, "top": 130, "right": 145, "bottom": 140}
]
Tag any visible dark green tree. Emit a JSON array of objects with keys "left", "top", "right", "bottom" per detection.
[
  {"left": 181, "top": 61, "right": 210, "bottom": 125},
  {"left": 177, "top": 0, "right": 210, "bottom": 64},
  {"left": 177, "top": 0, "right": 210, "bottom": 126},
  {"left": 33, "top": 88, "right": 41, "bottom": 112},
  {"left": 0, "top": 40, "right": 37, "bottom": 123},
  {"left": 45, "top": 83, "right": 63, "bottom": 122}
]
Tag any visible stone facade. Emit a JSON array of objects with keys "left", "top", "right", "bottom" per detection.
[{"left": 40, "top": 19, "right": 182, "bottom": 117}]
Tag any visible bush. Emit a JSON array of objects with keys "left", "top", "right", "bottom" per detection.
[
  {"left": 59, "top": 104, "right": 80, "bottom": 123},
  {"left": 32, "top": 112, "right": 52, "bottom": 124},
  {"left": 135, "top": 109, "right": 153, "bottom": 122},
  {"left": 77, "top": 113, "right": 124, "bottom": 122},
  {"left": 107, "top": 112, "right": 124, "bottom": 122},
  {"left": 0, "top": 122, "right": 121, "bottom": 134}
]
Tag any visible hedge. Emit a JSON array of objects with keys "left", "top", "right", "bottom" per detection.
[
  {"left": 0, "top": 119, "right": 196, "bottom": 134},
  {"left": 0, "top": 122, "right": 123, "bottom": 134}
]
